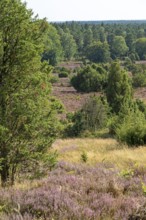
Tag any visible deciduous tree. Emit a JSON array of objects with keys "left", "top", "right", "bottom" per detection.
[{"left": 86, "top": 41, "right": 111, "bottom": 63}]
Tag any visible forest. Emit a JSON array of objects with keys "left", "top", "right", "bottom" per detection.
[{"left": 1, "top": 0, "right": 146, "bottom": 219}]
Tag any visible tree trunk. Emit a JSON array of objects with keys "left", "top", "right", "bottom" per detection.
[{"left": 0, "top": 160, "right": 9, "bottom": 187}]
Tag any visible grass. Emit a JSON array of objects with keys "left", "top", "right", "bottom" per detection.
[
  {"left": 1, "top": 137, "right": 146, "bottom": 219},
  {"left": 52, "top": 138, "right": 146, "bottom": 169}
]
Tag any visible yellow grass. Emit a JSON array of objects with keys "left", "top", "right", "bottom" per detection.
[{"left": 52, "top": 138, "right": 146, "bottom": 169}]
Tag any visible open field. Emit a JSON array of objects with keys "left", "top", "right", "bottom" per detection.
[
  {"left": 1, "top": 139, "right": 146, "bottom": 219},
  {"left": 53, "top": 138, "right": 146, "bottom": 169},
  {"left": 1, "top": 138, "right": 146, "bottom": 219}
]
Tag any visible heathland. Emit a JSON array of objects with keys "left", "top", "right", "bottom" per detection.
[{"left": 2, "top": 1, "right": 146, "bottom": 219}]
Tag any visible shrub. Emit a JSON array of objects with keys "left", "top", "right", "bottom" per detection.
[
  {"left": 0, "top": 162, "right": 145, "bottom": 220},
  {"left": 65, "top": 96, "right": 109, "bottom": 137},
  {"left": 81, "top": 151, "right": 88, "bottom": 163},
  {"left": 58, "top": 71, "right": 69, "bottom": 78},
  {"left": 106, "top": 61, "right": 132, "bottom": 114},
  {"left": 54, "top": 66, "right": 71, "bottom": 73},
  {"left": 50, "top": 75, "right": 59, "bottom": 83},
  {"left": 133, "top": 73, "right": 146, "bottom": 87},
  {"left": 117, "top": 123, "right": 146, "bottom": 146},
  {"left": 136, "top": 99, "right": 146, "bottom": 116},
  {"left": 86, "top": 41, "right": 111, "bottom": 63},
  {"left": 71, "top": 65, "right": 107, "bottom": 92},
  {"left": 116, "top": 109, "right": 146, "bottom": 146}
]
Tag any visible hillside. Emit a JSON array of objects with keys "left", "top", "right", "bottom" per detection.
[
  {"left": 1, "top": 138, "right": 146, "bottom": 219},
  {"left": 52, "top": 61, "right": 146, "bottom": 113}
]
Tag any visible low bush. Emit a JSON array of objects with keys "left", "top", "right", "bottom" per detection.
[
  {"left": 115, "top": 108, "right": 146, "bottom": 146},
  {"left": 50, "top": 75, "right": 59, "bottom": 83},
  {"left": 54, "top": 66, "right": 71, "bottom": 73},
  {"left": 117, "top": 123, "right": 146, "bottom": 146},
  {"left": 71, "top": 65, "right": 108, "bottom": 92},
  {"left": 133, "top": 72, "right": 146, "bottom": 87},
  {"left": 0, "top": 162, "right": 145, "bottom": 220},
  {"left": 65, "top": 96, "right": 109, "bottom": 137},
  {"left": 58, "top": 71, "right": 69, "bottom": 78},
  {"left": 81, "top": 151, "right": 88, "bottom": 163}
]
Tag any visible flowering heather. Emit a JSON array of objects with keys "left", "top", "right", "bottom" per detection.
[{"left": 0, "top": 161, "right": 146, "bottom": 220}]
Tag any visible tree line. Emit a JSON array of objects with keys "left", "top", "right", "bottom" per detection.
[{"left": 42, "top": 21, "right": 146, "bottom": 65}]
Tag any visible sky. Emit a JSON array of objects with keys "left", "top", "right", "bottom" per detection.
[{"left": 23, "top": 0, "right": 146, "bottom": 22}]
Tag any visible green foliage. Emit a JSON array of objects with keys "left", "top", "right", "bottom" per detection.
[
  {"left": 0, "top": 0, "right": 63, "bottom": 186},
  {"left": 142, "top": 182, "right": 146, "bottom": 195},
  {"left": 120, "top": 169, "right": 134, "bottom": 178},
  {"left": 106, "top": 61, "right": 132, "bottom": 114},
  {"left": 81, "top": 96, "right": 109, "bottom": 131},
  {"left": 54, "top": 66, "right": 70, "bottom": 78},
  {"left": 83, "top": 27, "right": 93, "bottom": 50},
  {"left": 42, "top": 24, "right": 63, "bottom": 66},
  {"left": 54, "top": 66, "right": 71, "bottom": 74},
  {"left": 54, "top": 21, "right": 146, "bottom": 62},
  {"left": 81, "top": 151, "right": 88, "bottom": 163},
  {"left": 58, "top": 71, "right": 69, "bottom": 78},
  {"left": 65, "top": 96, "right": 109, "bottom": 136},
  {"left": 115, "top": 106, "right": 146, "bottom": 146},
  {"left": 111, "top": 36, "right": 129, "bottom": 59},
  {"left": 71, "top": 65, "right": 108, "bottom": 92},
  {"left": 124, "top": 59, "right": 146, "bottom": 88},
  {"left": 86, "top": 41, "right": 111, "bottom": 63},
  {"left": 50, "top": 75, "right": 59, "bottom": 84},
  {"left": 135, "top": 99, "right": 146, "bottom": 116},
  {"left": 125, "top": 32, "right": 135, "bottom": 52},
  {"left": 133, "top": 72, "right": 146, "bottom": 87},
  {"left": 135, "top": 38, "right": 146, "bottom": 60},
  {"left": 59, "top": 29, "right": 77, "bottom": 60},
  {"left": 116, "top": 122, "right": 146, "bottom": 147},
  {"left": 64, "top": 111, "right": 83, "bottom": 137},
  {"left": 124, "top": 59, "right": 142, "bottom": 74},
  {"left": 29, "top": 151, "right": 58, "bottom": 179}
]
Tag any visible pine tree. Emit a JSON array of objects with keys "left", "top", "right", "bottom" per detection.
[
  {"left": 106, "top": 61, "right": 132, "bottom": 114},
  {"left": 0, "top": 0, "right": 62, "bottom": 186}
]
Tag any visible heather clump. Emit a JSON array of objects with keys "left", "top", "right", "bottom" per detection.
[{"left": 0, "top": 162, "right": 146, "bottom": 219}]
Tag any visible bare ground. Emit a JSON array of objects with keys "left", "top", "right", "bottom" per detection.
[{"left": 52, "top": 77, "right": 100, "bottom": 112}]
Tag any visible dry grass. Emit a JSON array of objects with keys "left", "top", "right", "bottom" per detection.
[{"left": 52, "top": 138, "right": 146, "bottom": 169}]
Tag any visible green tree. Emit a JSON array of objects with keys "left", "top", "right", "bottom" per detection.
[
  {"left": 83, "top": 27, "right": 93, "bottom": 50},
  {"left": 59, "top": 28, "right": 77, "bottom": 60},
  {"left": 66, "top": 96, "right": 109, "bottom": 136},
  {"left": 67, "top": 21, "right": 84, "bottom": 56},
  {"left": 125, "top": 32, "right": 135, "bottom": 52},
  {"left": 116, "top": 107, "right": 146, "bottom": 146},
  {"left": 71, "top": 65, "right": 107, "bottom": 92},
  {"left": 86, "top": 41, "right": 111, "bottom": 63},
  {"left": 135, "top": 38, "right": 146, "bottom": 60},
  {"left": 137, "top": 28, "right": 145, "bottom": 38},
  {"left": 111, "top": 36, "right": 129, "bottom": 59},
  {"left": 0, "top": 0, "right": 62, "bottom": 186},
  {"left": 106, "top": 62, "right": 132, "bottom": 114},
  {"left": 98, "top": 26, "right": 106, "bottom": 42},
  {"left": 42, "top": 24, "right": 63, "bottom": 66},
  {"left": 80, "top": 96, "right": 109, "bottom": 132}
]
